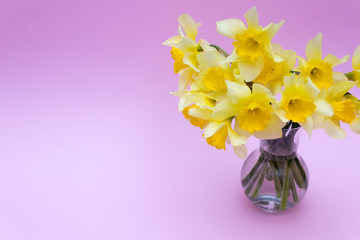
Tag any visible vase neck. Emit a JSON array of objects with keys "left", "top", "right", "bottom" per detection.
[{"left": 260, "top": 127, "right": 302, "bottom": 156}]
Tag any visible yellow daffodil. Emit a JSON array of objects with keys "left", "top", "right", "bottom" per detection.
[
  {"left": 171, "top": 88, "right": 215, "bottom": 112},
  {"left": 349, "top": 95, "right": 360, "bottom": 134},
  {"left": 346, "top": 44, "right": 360, "bottom": 87},
  {"left": 216, "top": 7, "right": 284, "bottom": 81},
  {"left": 163, "top": 14, "right": 202, "bottom": 73},
  {"left": 182, "top": 105, "right": 209, "bottom": 129},
  {"left": 203, "top": 119, "right": 248, "bottom": 158},
  {"left": 276, "top": 74, "right": 332, "bottom": 136},
  {"left": 195, "top": 41, "right": 235, "bottom": 94},
  {"left": 279, "top": 75, "right": 320, "bottom": 122},
  {"left": 211, "top": 80, "right": 285, "bottom": 139},
  {"left": 296, "top": 34, "right": 349, "bottom": 90},
  {"left": 311, "top": 80, "right": 356, "bottom": 138},
  {"left": 253, "top": 43, "right": 296, "bottom": 94}
]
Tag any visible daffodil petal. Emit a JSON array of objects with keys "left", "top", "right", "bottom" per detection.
[
  {"left": 178, "top": 94, "right": 197, "bottom": 111},
  {"left": 285, "top": 50, "right": 297, "bottom": 70},
  {"left": 178, "top": 14, "right": 198, "bottom": 40},
  {"left": 183, "top": 52, "right": 200, "bottom": 72},
  {"left": 329, "top": 80, "right": 355, "bottom": 100},
  {"left": 283, "top": 74, "right": 296, "bottom": 89},
  {"left": 244, "top": 7, "right": 260, "bottom": 30},
  {"left": 352, "top": 45, "right": 360, "bottom": 69},
  {"left": 188, "top": 107, "right": 211, "bottom": 121},
  {"left": 333, "top": 72, "right": 348, "bottom": 83},
  {"left": 306, "top": 33, "right": 322, "bottom": 61},
  {"left": 273, "top": 105, "right": 288, "bottom": 122},
  {"left": 263, "top": 20, "right": 285, "bottom": 41},
  {"left": 228, "top": 127, "right": 247, "bottom": 146},
  {"left": 162, "top": 35, "right": 182, "bottom": 47},
  {"left": 222, "top": 51, "right": 241, "bottom": 63},
  {"left": 211, "top": 98, "right": 240, "bottom": 121},
  {"left": 237, "top": 56, "right": 265, "bottom": 82},
  {"left": 304, "top": 80, "right": 321, "bottom": 99},
  {"left": 301, "top": 116, "right": 313, "bottom": 138},
  {"left": 314, "top": 99, "right": 334, "bottom": 117},
  {"left": 170, "top": 89, "right": 188, "bottom": 97},
  {"left": 178, "top": 68, "right": 193, "bottom": 90},
  {"left": 252, "top": 83, "right": 276, "bottom": 102},
  {"left": 253, "top": 115, "right": 285, "bottom": 139},
  {"left": 323, "top": 118, "right": 347, "bottom": 139},
  {"left": 216, "top": 19, "right": 247, "bottom": 39},
  {"left": 204, "top": 121, "right": 224, "bottom": 138},
  {"left": 225, "top": 80, "right": 251, "bottom": 103},
  {"left": 198, "top": 39, "right": 215, "bottom": 52},
  {"left": 233, "top": 145, "right": 247, "bottom": 159},
  {"left": 324, "top": 54, "right": 349, "bottom": 68},
  {"left": 197, "top": 50, "right": 225, "bottom": 69},
  {"left": 350, "top": 117, "right": 360, "bottom": 134}
]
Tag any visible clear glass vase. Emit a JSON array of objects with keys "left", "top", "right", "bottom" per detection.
[{"left": 241, "top": 127, "right": 309, "bottom": 213}]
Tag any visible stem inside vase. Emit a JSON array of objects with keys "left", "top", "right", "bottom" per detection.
[{"left": 241, "top": 126, "right": 309, "bottom": 213}]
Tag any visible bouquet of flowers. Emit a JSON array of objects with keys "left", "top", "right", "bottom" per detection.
[{"left": 163, "top": 7, "right": 360, "bottom": 211}]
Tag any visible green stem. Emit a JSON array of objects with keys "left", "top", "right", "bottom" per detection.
[
  {"left": 280, "top": 160, "right": 292, "bottom": 210},
  {"left": 210, "top": 44, "right": 229, "bottom": 57},
  {"left": 290, "top": 173, "right": 299, "bottom": 203},
  {"left": 345, "top": 72, "right": 354, "bottom": 81},
  {"left": 269, "top": 160, "right": 282, "bottom": 198},
  {"left": 245, "top": 161, "right": 266, "bottom": 195},
  {"left": 242, "top": 153, "right": 265, "bottom": 187},
  {"left": 290, "top": 70, "right": 300, "bottom": 75},
  {"left": 251, "top": 164, "right": 268, "bottom": 198},
  {"left": 292, "top": 158, "right": 308, "bottom": 189}
]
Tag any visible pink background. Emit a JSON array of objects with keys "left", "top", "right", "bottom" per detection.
[{"left": 1, "top": 0, "right": 360, "bottom": 239}]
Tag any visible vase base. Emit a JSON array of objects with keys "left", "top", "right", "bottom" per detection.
[{"left": 249, "top": 195, "right": 295, "bottom": 213}]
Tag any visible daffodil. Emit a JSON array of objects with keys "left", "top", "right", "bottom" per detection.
[
  {"left": 171, "top": 87, "right": 215, "bottom": 112},
  {"left": 163, "top": 14, "right": 202, "bottom": 73},
  {"left": 311, "top": 81, "right": 356, "bottom": 138},
  {"left": 253, "top": 43, "right": 296, "bottom": 94},
  {"left": 216, "top": 7, "right": 284, "bottom": 81},
  {"left": 276, "top": 74, "right": 332, "bottom": 136},
  {"left": 194, "top": 41, "right": 235, "bottom": 95},
  {"left": 350, "top": 96, "right": 360, "bottom": 134},
  {"left": 182, "top": 105, "right": 209, "bottom": 129},
  {"left": 296, "top": 34, "right": 349, "bottom": 90},
  {"left": 346, "top": 44, "right": 360, "bottom": 88},
  {"left": 211, "top": 80, "right": 285, "bottom": 139},
  {"left": 203, "top": 119, "right": 248, "bottom": 158}
]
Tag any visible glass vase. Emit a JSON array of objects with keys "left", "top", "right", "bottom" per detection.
[{"left": 241, "top": 127, "right": 308, "bottom": 213}]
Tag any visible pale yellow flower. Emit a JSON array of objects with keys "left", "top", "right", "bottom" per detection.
[
  {"left": 312, "top": 80, "right": 356, "bottom": 138},
  {"left": 203, "top": 119, "right": 248, "bottom": 158},
  {"left": 253, "top": 43, "right": 296, "bottom": 94},
  {"left": 296, "top": 34, "right": 349, "bottom": 90},
  {"left": 276, "top": 74, "right": 332, "bottom": 136},
  {"left": 211, "top": 80, "right": 285, "bottom": 139},
  {"left": 195, "top": 41, "right": 235, "bottom": 95},
  {"left": 216, "top": 7, "right": 284, "bottom": 81},
  {"left": 347, "top": 44, "right": 360, "bottom": 88},
  {"left": 345, "top": 91, "right": 360, "bottom": 134},
  {"left": 163, "top": 14, "right": 202, "bottom": 73}
]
